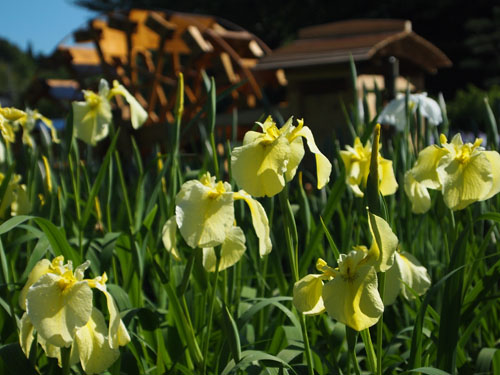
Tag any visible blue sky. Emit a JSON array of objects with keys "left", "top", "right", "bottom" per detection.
[{"left": 2, "top": 0, "right": 98, "bottom": 54}]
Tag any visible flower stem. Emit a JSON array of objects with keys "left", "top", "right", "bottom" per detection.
[
  {"left": 376, "top": 272, "right": 386, "bottom": 375},
  {"left": 278, "top": 188, "right": 314, "bottom": 375},
  {"left": 60, "top": 346, "right": 71, "bottom": 375},
  {"left": 202, "top": 248, "right": 221, "bottom": 375},
  {"left": 346, "top": 327, "right": 361, "bottom": 375}
]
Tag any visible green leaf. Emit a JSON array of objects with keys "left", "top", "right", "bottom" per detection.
[
  {"left": 436, "top": 226, "right": 470, "bottom": 372},
  {"left": 476, "top": 347, "right": 498, "bottom": 373},
  {"left": 0, "top": 215, "right": 32, "bottom": 235},
  {"left": 221, "top": 350, "right": 296, "bottom": 375},
  {"left": 142, "top": 204, "right": 158, "bottom": 231},
  {"left": 80, "top": 128, "right": 120, "bottom": 229},
  {"left": 407, "top": 367, "right": 451, "bottom": 375},
  {"left": 0, "top": 239, "right": 9, "bottom": 286},
  {"left": 0, "top": 344, "right": 37, "bottom": 375},
  {"left": 221, "top": 303, "right": 241, "bottom": 363},
  {"left": 408, "top": 259, "right": 468, "bottom": 369},
  {"left": 237, "top": 297, "right": 301, "bottom": 335},
  {"left": 21, "top": 236, "right": 50, "bottom": 281},
  {"left": 34, "top": 217, "right": 78, "bottom": 264}
]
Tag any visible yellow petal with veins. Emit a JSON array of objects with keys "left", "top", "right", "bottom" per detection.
[
  {"left": 293, "top": 274, "right": 326, "bottom": 315},
  {"left": 367, "top": 211, "right": 398, "bottom": 272},
  {"left": 231, "top": 135, "right": 289, "bottom": 197},
  {"left": 73, "top": 308, "right": 120, "bottom": 374},
  {"left": 26, "top": 273, "right": 93, "bottom": 347},
  {"left": 292, "top": 124, "right": 332, "bottom": 189},
  {"left": 175, "top": 179, "right": 235, "bottom": 248},
  {"left": 162, "top": 216, "right": 181, "bottom": 261},
  {"left": 322, "top": 263, "right": 383, "bottom": 331},
  {"left": 233, "top": 190, "right": 272, "bottom": 256},
  {"left": 202, "top": 226, "right": 246, "bottom": 272},
  {"left": 110, "top": 81, "right": 148, "bottom": 129}
]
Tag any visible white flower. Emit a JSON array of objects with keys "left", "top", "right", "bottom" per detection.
[{"left": 378, "top": 93, "right": 442, "bottom": 131}]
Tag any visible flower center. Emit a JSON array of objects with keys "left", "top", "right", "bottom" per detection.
[
  {"left": 207, "top": 181, "right": 227, "bottom": 199},
  {"left": 84, "top": 91, "right": 102, "bottom": 109}
]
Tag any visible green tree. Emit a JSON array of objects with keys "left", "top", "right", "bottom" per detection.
[{"left": 0, "top": 38, "right": 36, "bottom": 106}]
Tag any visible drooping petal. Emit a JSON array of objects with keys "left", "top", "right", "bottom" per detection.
[
  {"left": 26, "top": 274, "right": 93, "bottom": 347},
  {"left": 284, "top": 136, "right": 305, "bottom": 182},
  {"left": 110, "top": 81, "right": 148, "bottom": 129},
  {"left": 322, "top": 264, "right": 383, "bottom": 331},
  {"left": 202, "top": 226, "right": 246, "bottom": 272},
  {"left": 437, "top": 151, "right": 492, "bottom": 210},
  {"left": 93, "top": 282, "right": 131, "bottom": 349},
  {"left": 384, "top": 259, "right": 403, "bottom": 306},
  {"left": 38, "top": 334, "right": 62, "bottom": 364},
  {"left": 19, "top": 259, "right": 52, "bottom": 310},
  {"left": 410, "top": 145, "right": 447, "bottom": 189},
  {"left": 231, "top": 136, "right": 290, "bottom": 197},
  {"left": 404, "top": 172, "right": 432, "bottom": 214},
  {"left": 233, "top": 190, "right": 272, "bottom": 256},
  {"left": 415, "top": 94, "right": 443, "bottom": 126},
  {"left": 175, "top": 180, "right": 235, "bottom": 248},
  {"left": 396, "top": 252, "right": 431, "bottom": 300},
  {"left": 72, "top": 100, "right": 111, "bottom": 146},
  {"left": 379, "top": 158, "right": 398, "bottom": 196},
  {"left": 162, "top": 216, "right": 181, "bottom": 261},
  {"left": 293, "top": 274, "right": 326, "bottom": 315},
  {"left": 377, "top": 95, "right": 407, "bottom": 131},
  {"left": 293, "top": 125, "right": 332, "bottom": 189},
  {"left": 367, "top": 212, "right": 398, "bottom": 272},
  {"left": 74, "top": 308, "right": 120, "bottom": 374},
  {"left": 482, "top": 150, "right": 500, "bottom": 201},
  {"left": 19, "top": 313, "right": 35, "bottom": 357}
]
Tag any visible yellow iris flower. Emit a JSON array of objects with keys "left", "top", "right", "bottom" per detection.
[
  {"left": 293, "top": 212, "right": 398, "bottom": 331},
  {"left": 162, "top": 172, "right": 272, "bottom": 271},
  {"left": 340, "top": 136, "right": 398, "bottom": 197},
  {"left": 384, "top": 251, "right": 431, "bottom": 305},
  {"left": 405, "top": 133, "right": 500, "bottom": 212},
  {"left": 18, "top": 256, "right": 130, "bottom": 373},
  {"left": 0, "top": 107, "right": 59, "bottom": 147},
  {"left": 230, "top": 116, "right": 332, "bottom": 197},
  {"left": 72, "top": 79, "right": 148, "bottom": 145}
]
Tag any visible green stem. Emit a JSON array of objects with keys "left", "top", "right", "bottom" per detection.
[
  {"left": 376, "top": 272, "right": 386, "bottom": 375},
  {"left": 113, "top": 150, "right": 134, "bottom": 230},
  {"left": 60, "top": 346, "right": 71, "bottom": 375},
  {"left": 346, "top": 327, "right": 362, "bottom": 375},
  {"left": 278, "top": 188, "right": 314, "bottom": 375},
  {"left": 360, "top": 328, "right": 377, "bottom": 373},
  {"left": 202, "top": 249, "right": 221, "bottom": 375}
]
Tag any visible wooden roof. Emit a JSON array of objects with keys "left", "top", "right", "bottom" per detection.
[
  {"left": 256, "top": 19, "right": 452, "bottom": 74},
  {"left": 35, "top": 9, "right": 284, "bottom": 127}
]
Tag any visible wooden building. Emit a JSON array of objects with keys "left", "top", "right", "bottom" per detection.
[{"left": 255, "top": 19, "right": 452, "bottom": 142}]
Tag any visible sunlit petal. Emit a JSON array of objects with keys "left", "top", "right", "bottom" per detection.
[
  {"left": 293, "top": 125, "right": 332, "bottom": 189},
  {"left": 404, "top": 172, "right": 432, "bottom": 214},
  {"left": 367, "top": 211, "right": 398, "bottom": 272},
  {"left": 176, "top": 180, "right": 235, "bottom": 248},
  {"left": 111, "top": 81, "right": 148, "bottom": 129},
  {"left": 162, "top": 216, "right": 181, "bottom": 261},
  {"left": 437, "top": 151, "right": 492, "bottom": 210},
  {"left": 233, "top": 190, "right": 272, "bottom": 256},
  {"left": 323, "top": 264, "right": 383, "bottom": 331},
  {"left": 74, "top": 308, "right": 120, "bottom": 374},
  {"left": 231, "top": 136, "right": 289, "bottom": 197},
  {"left": 26, "top": 274, "right": 93, "bottom": 347},
  {"left": 202, "top": 226, "right": 246, "bottom": 272},
  {"left": 293, "top": 274, "right": 325, "bottom": 315}
]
